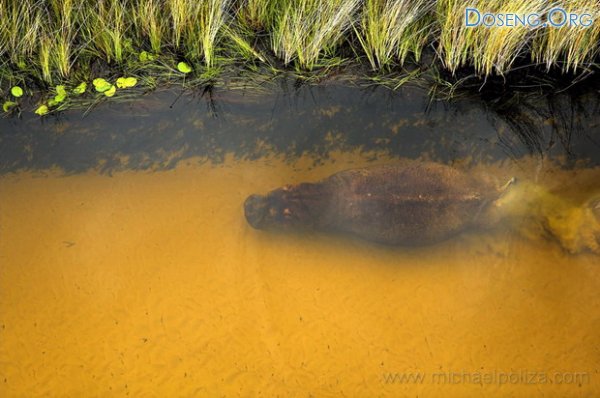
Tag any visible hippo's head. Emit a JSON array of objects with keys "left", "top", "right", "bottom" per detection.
[{"left": 244, "top": 183, "right": 327, "bottom": 230}]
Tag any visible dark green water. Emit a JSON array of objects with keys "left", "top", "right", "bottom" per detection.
[{"left": 1, "top": 78, "right": 599, "bottom": 173}]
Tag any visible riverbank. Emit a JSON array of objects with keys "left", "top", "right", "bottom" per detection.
[{"left": 1, "top": 0, "right": 599, "bottom": 115}]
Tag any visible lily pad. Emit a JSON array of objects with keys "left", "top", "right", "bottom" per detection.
[
  {"left": 177, "top": 62, "right": 192, "bottom": 74},
  {"left": 104, "top": 85, "right": 117, "bottom": 97},
  {"left": 139, "top": 51, "right": 157, "bottom": 62},
  {"left": 35, "top": 105, "right": 49, "bottom": 116},
  {"left": 116, "top": 77, "right": 137, "bottom": 89},
  {"left": 53, "top": 94, "right": 66, "bottom": 104},
  {"left": 2, "top": 101, "right": 17, "bottom": 112},
  {"left": 11, "top": 86, "right": 23, "bottom": 97},
  {"left": 73, "top": 82, "right": 87, "bottom": 95},
  {"left": 93, "top": 78, "right": 112, "bottom": 93},
  {"left": 54, "top": 85, "right": 67, "bottom": 103}
]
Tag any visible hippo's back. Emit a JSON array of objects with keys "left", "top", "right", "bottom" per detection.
[{"left": 324, "top": 162, "right": 499, "bottom": 245}]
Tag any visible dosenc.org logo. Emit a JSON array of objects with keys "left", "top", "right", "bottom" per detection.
[{"left": 465, "top": 8, "right": 594, "bottom": 28}]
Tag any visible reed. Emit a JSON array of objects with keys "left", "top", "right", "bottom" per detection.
[
  {"left": 0, "top": 1, "right": 42, "bottom": 63},
  {"left": 270, "top": 0, "right": 360, "bottom": 70},
  {"left": 80, "top": 0, "right": 129, "bottom": 65},
  {"left": 438, "top": 0, "right": 548, "bottom": 75},
  {"left": 237, "top": 0, "right": 279, "bottom": 30},
  {"left": 197, "top": 0, "right": 230, "bottom": 68},
  {"left": 132, "top": 0, "right": 165, "bottom": 54},
  {"left": 356, "top": 0, "right": 434, "bottom": 70},
  {"left": 532, "top": 0, "right": 600, "bottom": 72}
]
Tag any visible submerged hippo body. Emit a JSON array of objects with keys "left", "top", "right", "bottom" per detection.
[{"left": 244, "top": 162, "right": 510, "bottom": 245}]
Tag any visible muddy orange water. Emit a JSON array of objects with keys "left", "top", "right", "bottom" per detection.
[{"left": 1, "top": 150, "right": 599, "bottom": 397}]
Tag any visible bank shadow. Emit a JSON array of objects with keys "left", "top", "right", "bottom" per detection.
[{"left": 0, "top": 76, "right": 598, "bottom": 175}]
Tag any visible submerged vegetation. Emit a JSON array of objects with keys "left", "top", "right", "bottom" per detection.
[{"left": 0, "top": 0, "right": 599, "bottom": 114}]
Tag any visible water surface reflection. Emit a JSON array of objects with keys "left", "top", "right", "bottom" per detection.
[{"left": 1, "top": 77, "right": 599, "bottom": 174}]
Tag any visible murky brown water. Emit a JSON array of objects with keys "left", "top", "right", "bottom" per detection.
[
  {"left": 1, "top": 150, "right": 599, "bottom": 397},
  {"left": 1, "top": 81, "right": 599, "bottom": 396}
]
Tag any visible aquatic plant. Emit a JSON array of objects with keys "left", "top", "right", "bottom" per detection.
[
  {"left": 177, "top": 62, "right": 193, "bottom": 73},
  {"left": 116, "top": 77, "right": 138, "bottom": 88},
  {"left": 2, "top": 100, "right": 17, "bottom": 112},
  {"left": 73, "top": 82, "right": 87, "bottom": 95},
  {"left": 34, "top": 104, "right": 49, "bottom": 115},
  {"left": 10, "top": 86, "right": 23, "bottom": 97}
]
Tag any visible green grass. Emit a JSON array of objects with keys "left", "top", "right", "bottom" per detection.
[
  {"left": 355, "top": 0, "right": 434, "bottom": 70},
  {"left": 438, "top": 0, "right": 543, "bottom": 75},
  {"left": 270, "top": 0, "right": 360, "bottom": 70},
  {"left": 1, "top": 0, "right": 599, "bottom": 114},
  {"left": 532, "top": 0, "right": 600, "bottom": 72}
]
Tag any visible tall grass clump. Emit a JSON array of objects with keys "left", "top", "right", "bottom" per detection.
[
  {"left": 46, "top": 0, "right": 78, "bottom": 79},
  {"left": 0, "top": 1, "right": 42, "bottom": 64},
  {"left": 222, "top": 23, "right": 267, "bottom": 64},
  {"left": 196, "top": 0, "right": 231, "bottom": 68},
  {"left": 237, "top": 0, "right": 279, "bottom": 30},
  {"left": 438, "top": 0, "right": 549, "bottom": 75},
  {"left": 132, "top": 0, "right": 165, "bottom": 54},
  {"left": 0, "top": 0, "right": 82, "bottom": 83},
  {"left": 475, "top": 0, "right": 548, "bottom": 75},
  {"left": 166, "top": 0, "right": 231, "bottom": 67},
  {"left": 270, "top": 0, "right": 361, "bottom": 70},
  {"left": 532, "top": 0, "right": 600, "bottom": 72},
  {"left": 82, "top": 0, "right": 130, "bottom": 65},
  {"left": 355, "top": 0, "right": 435, "bottom": 70}
]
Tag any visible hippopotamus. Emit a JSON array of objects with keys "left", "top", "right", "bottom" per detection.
[{"left": 244, "top": 161, "right": 514, "bottom": 245}]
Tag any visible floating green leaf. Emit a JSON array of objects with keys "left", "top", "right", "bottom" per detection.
[
  {"left": 139, "top": 51, "right": 157, "bottom": 62},
  {"left": 93, "top": 78, "right": 112, "bottom": 93},
  {"left": 73, "top": 82, "right": 87, "bottom": 95},
  {"left": 53, "top": 94, "right": 66, "bottom": 104},
  {"left": 2, "top": 101, "right": 17, "bottom": 112},
  {"left": 104, "top": 85, "right": 116, "bottom": 97},
  {"left": 56, "top": 85, "right": 67, "bottom": 96},
  {"left": 53, "top": 85, "right": 67, "bottom": 103},
  {"left": 35, "top": 105, "right": 49, "bottom": 116},
  {"left": 177, "top": 62, "right": 192, "bottom": 74},
  {"left": 116, "top": 77, "right": 137, "bottom": 89},
  {"left": 11, "top": 86, "right": 23, "bottom": 97}
]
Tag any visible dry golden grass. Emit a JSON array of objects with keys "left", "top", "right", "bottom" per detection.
[{"left": 0, "top": 0, "right": 598, "bottom": 85}]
